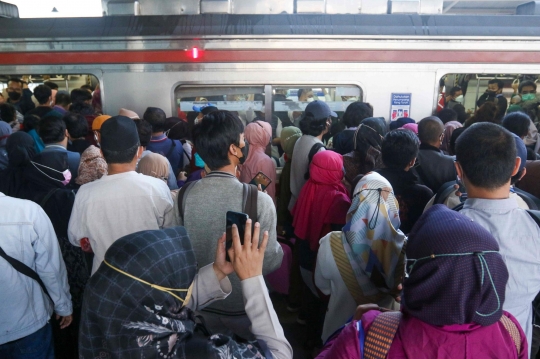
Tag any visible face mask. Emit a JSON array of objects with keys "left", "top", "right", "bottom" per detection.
[
  {"left": 485, "top": 90, "right": 497, "bottom": 96},
  {"left": 455, "top": 95, "right": 464, "bottom": 103},
  {"left": 31, "top": 161, "right": 72, "bottom": 186},
  {"left": 194, "top": 152, "right": 205, "bottom": 168},
  {"left": 306, "top": 97, "right": 314, "bottom": 103},
  {"left": 7, "top": 91, "right": 21, "bottom": 101},
  {"left": 522, "top": 93, "right": 536, "bottom": 101},
  {"left": 235, "top": 143, "right": 248, "bottom": 165}
]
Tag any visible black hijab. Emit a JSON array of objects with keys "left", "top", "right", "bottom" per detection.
[
  {"left": 0, "top": 131, "right": 36, "bottom": 197},
  {"left": 404, "top": 205, "right": 508, "bottom": 326},
  {"left": 79, "top": 227, "right": 265, "bottom": 359}
]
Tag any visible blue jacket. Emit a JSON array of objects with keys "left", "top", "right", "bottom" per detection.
[
  {"left": 147, "top": 135, "right": 184, "bottom": 176},
  {"left": 0, "top": 193, "right": 72, "bottom": 344}
]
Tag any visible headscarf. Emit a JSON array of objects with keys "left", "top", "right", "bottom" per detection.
[
  {"left": 292, "top": 151, "right": 351, "bottom": 250},
  {"left": 0, "top": 131, "right": 36, "bottom": 196},
  {"left": 76, "top": 145, "right": 107, "bottom": 185},
  {"left": 0, "top": 121, "right": 12, "bottom": 147},
  {"left": 24, "top": 151, "right": 70, "bottom": 190},
  {"left": 361, "top": 117, "right": 387, "bottom": 136},
  {"left": 239, "top": 121, "right": 276, "bottom": 201},
  {"left": 119, "top": 108, "right": 140, "bottom": 120},
  {"left": 404, "top": 205, "right": 508, "bottom": 327},
  {"left": 79, "top": 227, "right": 264, "bottom": 359},
  {"left": 138, "top": 153, "right": 170, "bottom": 183},
  {"left": 280, "top": 126, "right": 302, "bottom": 158},
  {"left": 352, "top": 121, "right": 384, "bottom": 168},
  {"left": 440, "top": 121, "right": 462, "bottom": 154},
  {"left": 341, "top": 172, "right": 405, "bottom": 295}
]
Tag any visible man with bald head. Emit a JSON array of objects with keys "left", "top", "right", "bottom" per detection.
[{"left": 414, "top": 116, "right": 456, "bottom": 192}]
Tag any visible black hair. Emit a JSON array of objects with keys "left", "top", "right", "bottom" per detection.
[
  {"left": 488, "top": 79, "right": 504, "bottom": 90},
  {"left": 165, "top": 117, "right": 191, "bottom": 141},
  {"left": 102, "top": 142, "right": 139, "bottom": 165},
  {"left": 23, "top": 114, "right": 40, "bottom": 132},
  {"left": 381, "top": 129, "right": 419, "bottom": 170},
  {"left": 455, "top": 123, "right": 516, "bottom": 190},
  {"left": 55, "top": 92, "right": 71, "bottom": 107},
  {"left": 449, "top": 127, "right": 465, "bottom": 156},
  {"left": 43, "top": 81, "right": 59, "bottom": 90},
  {"left": 449, "top": 86, "right": 462, "bottom": 96},
  {"left": 192, "top": 110, "right": 244, "bottom": 171},
  {"left": 38, "top": 115, "right": 66, "bottom": 144},
  {"left": 143, "top": 107, "right": 167, "bottom": 133},
  {"left": 134, "top": 119, "right": 152, "bottom": 147},
  {"left": 502, "top": 112, "right": 531, "bottom": 139},
  {"left": 438, "top": 108, "right": 458, "bottom": 124},
  {"left": 0, "top": 103, "right": 16, "bottom": 123},
  {"left": 299, "top": 112, "right": 328, "bottom": 136},
  {"left": 63, "top": 113, "right": 88, "bottom": 139},
  {"left": 70, "top": 88, "right": 92, "bottom": 103},
  {"left": 69, "top": 102, "right": 95, "bottom": 116},
  {"left": 343, "top": 102, "right": 373, "bottom": 128},
  {"left": 7, "top": 78, "right": 23, "bottom": 86},
  {"left": 519, "top": 80, "right": 537, "bottom": 94},
  {"left": 418, "top": 116, "right": 444, "bottom": 145},
  {"left": 33, "top": 85, "right": 52, "bottom": 105},
  {"left": 297, "top": 88, "right": 311, "bottom": 100},
  {"left": 80, "top": 84, "right": 94, "bottom": 92}
]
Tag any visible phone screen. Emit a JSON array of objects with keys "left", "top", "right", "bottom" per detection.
[
  {"left": 250, "top": 171, "right": 272, "bottom": 191},
  {"left": 225, "top": 211, "right": 249, "bottom": 261}
]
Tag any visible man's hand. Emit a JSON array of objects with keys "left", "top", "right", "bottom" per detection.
[
  {"left": 213, "top": 233, "right": 234, "bottom": 281},
  {"left": 56, "top": 314, "right": 73, "bottom": 329},
  {"left": 227, "top": 220, "right": 268, "bottom": 281}
]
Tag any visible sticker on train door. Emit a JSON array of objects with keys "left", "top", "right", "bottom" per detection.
[{"left": 390, "top": 93, "right": 411, "bottom": 121}]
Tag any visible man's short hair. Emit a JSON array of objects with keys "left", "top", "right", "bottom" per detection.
[
  {"left": 33, "top": 85, "right": 52, "bottom": 105},
  {"left": 80, "top": 84, "right": 94, "bottom": 92},
  {"left": 63, "top": 113, "right": 88, "bottom": 139},
  {"left": 23, "top": 114, "right": 40, "bottom": 132},
  {"left": 43, "top": 81, "right": 59, "bottom": 90},
  {"left": 55, "top": 92, "right": 71, "bottom": 107},
  {"left": 102, "top": 143, "right": 139, "bottom": 164},
  {"left": 455, "top": 123, "right": 517, "bottom": 190},
  {"left": 7, "top": 78, "right": 23, "bottom": 86},
  {"left": 69, "top": 102, "right": 95, "bottom": 116},
  {"left": 299, "top": 113, "right": 328, "bottom": 137},
  {"left": 297, "top": 88, "right": 311, "bottom": 100},
  {"left": 449, "top": 86, "right": 462, "bottom": 96},
  {"left": 519, "top": 80, "right": 537, "bottom": 94},
  {"left": 192, "top": 110, "right": 244, "bottom": 171},
  {"left": 502, "top": 112, "right": 531, "bottom": 139},
  {"left": 488, "top": 79, "right": 504, "bottom": 90},
  {"left": 438, "top": 108, "right": 458, "bottom": 124},
  {"left": 143, "top": 107, "right": 167, "bottom": 133},
  {"left": 70, "top": 88, "right": 92, "bottom": 103},
  {"left": 38, "top": 116, "right": 66, "bottom": 144},
  {"left": 343, "top": 102, "right": 373, "bottom": 128},
  {"left": 134, "top": 119, "right": 153, "bottom": 147},
  {"left": 418, "top": 116, "right": 444, "bottom": 145},
  {"left": 381, "top": 129, "right": 419, "bottom": 170},
  {"left": 0, "top": 103, "right": 16, "bottom": 123}
]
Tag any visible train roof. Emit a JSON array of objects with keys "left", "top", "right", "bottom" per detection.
[{"left": 2, "top": 14, "right": 540, "bottom": 39}]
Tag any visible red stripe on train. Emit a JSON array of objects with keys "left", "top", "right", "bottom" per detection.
[{"left": 0, "top": 49, "right": 536, "bottom": 64}]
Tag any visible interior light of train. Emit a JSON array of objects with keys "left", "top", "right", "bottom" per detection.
[{"left": 192, "top": 47, "right": 199, "bottom": 59}]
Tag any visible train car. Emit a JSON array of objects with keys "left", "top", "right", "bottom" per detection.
[{"left": 2, "top": 5, "right": 540, "bottom": 124}]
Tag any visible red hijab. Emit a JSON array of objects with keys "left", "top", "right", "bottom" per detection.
[{"left": 292, "top": 151, "right": 351, "bottom": 251}]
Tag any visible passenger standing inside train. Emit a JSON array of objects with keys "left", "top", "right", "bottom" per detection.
[
  {"left": 75, "top": 115, "right": 110, "bottom": 186},
  {"left": 476, "top": 79, "right": 508, "bottom": 123},
  {"left": 332, "top": 101, "right": 373, "bottom": 155},
  {"left": 444, "top": 85, "right": 463, "bottom": 110},
  {"left": 415, "top": 116, "right": 456, "bottom": 193},
  {"left": 178, "top": 110, "right": 283, "bottom": 339},
  {"left": 38, "top": 115, "right": 81, "bottom": 179},
  {"left": 239, "top": 121, "right": 277, "bottom": 202},
  {"left": 0, "top": 121, "right": 12, "bottom": 170},
  {"left": 289, "top": 101, "right": 333, "bottom": 210},
  {"left": 376, "top": 129, "right": 433, "bottom": 234},
  {"left": 27, "top": 85, "right": 55, "bottom": 119},
  {"left": 144, "top": 107, "right": 186, "bottom": 176},
  {"left": 5, "top": 78, "right": 35, "bottom": 115},
  {"left": 63, "top": 113, "right": 92, "bottom": 155},
  {"left": 0, "top": 194, "right": 72, "bottom": 359},
  {"left": 455, "top": 123, "right": 540, "bottom": 356},
  {"left": 68, "top": 116, "right": 174, "bottom": 274}
]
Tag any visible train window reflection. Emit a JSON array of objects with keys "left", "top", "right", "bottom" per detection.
[
  {"left": 0, "top": 74, "right": 98, "bottom": 94},
  {"left": 437, "top": 74, "right": 540, "bottom": 123}
]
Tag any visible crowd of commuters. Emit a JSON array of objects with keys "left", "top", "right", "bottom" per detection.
[{"left": 1, "top": 76, "right": 540, "bottom": 359}]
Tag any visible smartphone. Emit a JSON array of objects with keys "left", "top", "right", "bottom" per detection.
[
  {"left": 225, "top": 211, "right": 249, "bottom": 262},
  {"left": 250, "top": 171, "right": 272, "bottom": 191},
  {"left": 456, "top": 178, "right": 467, "bottom": 203}
]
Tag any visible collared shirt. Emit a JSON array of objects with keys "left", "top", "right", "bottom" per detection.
[{"left": 461, "top": 197, "right": 540, "bottom": 355}]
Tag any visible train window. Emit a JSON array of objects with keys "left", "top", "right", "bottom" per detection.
[
  {"left": 438, "top": 74, "right": 540, "bottom": 121},
  {"left": 0, "top": 74, "right": 98, "bottom": 93}
]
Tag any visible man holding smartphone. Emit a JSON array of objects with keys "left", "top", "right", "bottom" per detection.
[{"left": 177, "top": 110, "right": 283, "bottom": 340}]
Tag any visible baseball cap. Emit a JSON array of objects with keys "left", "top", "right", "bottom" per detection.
[
  {"left": 92, "top": 115, "right": 112, "bottom": 131},
  {"left": 304, "top": 100, "right": 337, "bottom": 120}
]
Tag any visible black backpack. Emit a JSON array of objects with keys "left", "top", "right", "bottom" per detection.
[{"left": 304, "top": 142, "right": 326, "bottom": 180}]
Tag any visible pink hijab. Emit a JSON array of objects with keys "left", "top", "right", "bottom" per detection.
[
  {"left": 292, "top": 151, "right": 351, "bottom": 251},
  {"left": 239, "top": 121, "right": 276, "bottom": 202},
  {"left": 441, "top": 121, "right": 462, "bottom": 154}
]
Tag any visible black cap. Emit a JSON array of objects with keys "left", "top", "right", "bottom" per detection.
[
  {"left": 100, "top": 115, "right": 140, "bottom": 151},
  {"left": 304, "top": 100, "right": 337, "bottom": 120}
]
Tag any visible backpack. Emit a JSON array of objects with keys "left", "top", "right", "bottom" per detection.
[
  {"left": 165, "top": 139, "right": 184, "bottom": 174},
  {"left": 304, "top": 142, "right": 326, "bottom": 180}
]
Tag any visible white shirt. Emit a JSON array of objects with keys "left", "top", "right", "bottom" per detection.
[{"left": 68, "top": 171, "right": 174, "bottom": 274}]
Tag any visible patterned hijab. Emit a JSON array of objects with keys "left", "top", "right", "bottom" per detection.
[
  {"left": 440, "top": 121, "right": 462, "bottom": 154},
  {"left": 341, "top": 172, "right": 406, "bottom": 296},
  {"left": 404, "top": 205, "right": 508, "bottom": 327},
  {"left": 79, "top": 227, "right": 265, "bottom": 359},
  {"left": 76, "top": 145, "right": 107, "bottom": 185}
]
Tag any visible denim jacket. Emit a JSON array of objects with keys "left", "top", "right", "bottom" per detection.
[{"left": 0, "top": 193, "right": 72, "bottom": 345}]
